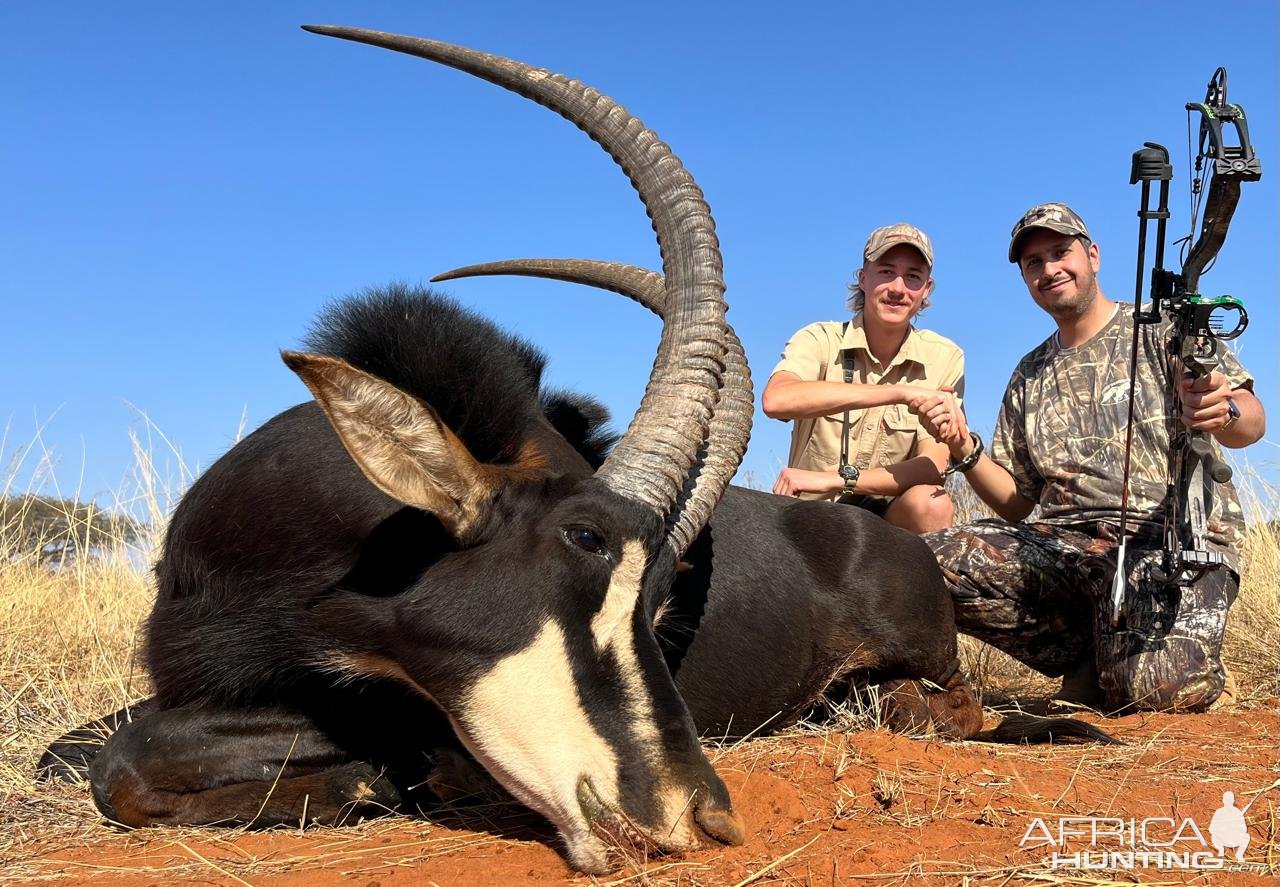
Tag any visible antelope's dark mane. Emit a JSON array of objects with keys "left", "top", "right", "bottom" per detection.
[{"left": 302, "top": 283, "right": 615, "bottom": 466}]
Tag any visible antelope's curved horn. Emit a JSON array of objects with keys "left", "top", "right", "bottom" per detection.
[
  {"left": 303, "top": 26, "right": 725, "bottom": 519},
  {"left": 432, "top": 259, "right": 752, "bottom": 557}
]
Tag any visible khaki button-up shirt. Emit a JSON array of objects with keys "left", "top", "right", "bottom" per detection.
[{"left": 772, "top": 316, "right": 965, "bottom": 501}]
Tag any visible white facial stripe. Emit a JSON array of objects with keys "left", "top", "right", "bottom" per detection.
[
  {"left": 459, "top": 611, "right": 707, "bottom": 860},
  {"left": 588, "top": 540, "right": 660, "bottom": 743},
  {"left": 590, "top": 542, "right": 706, "bottom": 843},
  {"left": 325, "top": 642, "right": 617, "bottom": 870},
  {"left": 460, "top": 619, "right": 619, "bottom": 832},
  {"left": 591, "top": 539, "right": 645, "bottom": 649},
  {"left": 326, "top": 604, "right": 707, "bottom": 858}
]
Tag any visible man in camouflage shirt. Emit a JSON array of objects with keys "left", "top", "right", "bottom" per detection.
[{"left": 912, "top": 203, "right": 1266, "bottom": 713}]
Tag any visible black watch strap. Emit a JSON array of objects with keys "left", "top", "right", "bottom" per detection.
[{"left": 943, "top": 432, "right": 983, "bottom": 477}]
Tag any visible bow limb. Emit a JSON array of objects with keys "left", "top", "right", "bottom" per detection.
[{"left": 1182, "top": 175, "right": 1241, "bottom": 295}]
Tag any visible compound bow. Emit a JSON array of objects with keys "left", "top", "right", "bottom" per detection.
[{"left": 1111, "top": 67, "right": 1262, "bottom": 626}]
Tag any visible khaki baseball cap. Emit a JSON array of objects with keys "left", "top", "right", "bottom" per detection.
[
  {"left": 1008, "top": 202, "right": 1091, "bottom": 262},
  {"left": 863, "top": 223, "right": 934, "bottom": 266}
]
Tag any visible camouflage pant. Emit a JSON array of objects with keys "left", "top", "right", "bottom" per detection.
[{"left": 923, "top": 520, "right": 1237, "bottom": 713}]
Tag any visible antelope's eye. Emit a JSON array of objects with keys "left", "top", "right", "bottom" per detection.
[{"left": 564, "top": 526, "right": 607, "bottom": 556}]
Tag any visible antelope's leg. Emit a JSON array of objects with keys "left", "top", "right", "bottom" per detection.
[
  {"left": 89, "top": 704, "right": 403, "bottom": 828},
  {"left": 38, "top": 698, "right": 160, "bottom": 782},
  {"left": 877, "top": 661, "right": 984, "bottom": 740}
]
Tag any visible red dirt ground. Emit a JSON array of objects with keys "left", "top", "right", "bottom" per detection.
[{"left": 6, "top": 705, "right": 1277, "bottom": 886}]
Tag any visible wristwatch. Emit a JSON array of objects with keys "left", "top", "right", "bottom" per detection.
[
  {"left": 838, "top": 463, "right": 861, "bottom": 495},
  {"left": 1220, "top": 398, "right": 1240, "bottom": 432}
]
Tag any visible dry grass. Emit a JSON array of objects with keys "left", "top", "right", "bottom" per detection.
[
  {"left": 1220, "top": 467, "right": 1280, "bottom": 699},
  {"left": 1, "top": 423, "right": 182, "bottom": 774},
  {"left": 1, "top": 425, "right": 1276, "bottom": 884}
]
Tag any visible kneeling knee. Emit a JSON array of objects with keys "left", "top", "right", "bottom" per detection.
[{"left": 891, "top": 487, "right": 955, "bottom": 533}]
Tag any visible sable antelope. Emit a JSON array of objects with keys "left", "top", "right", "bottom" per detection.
[
  {"left": 41, "top": 26, "right": 1113, "bottom": 876},
  {"left": 46, "top": 26, "right": 751, "bottom": 876}
]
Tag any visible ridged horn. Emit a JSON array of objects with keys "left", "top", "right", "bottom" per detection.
[
  {"left": 302, "top": 26, "right": 726, "bottom": 520},
  {"left": 432, "top": 259, "right": 752, "bottom": 557}
]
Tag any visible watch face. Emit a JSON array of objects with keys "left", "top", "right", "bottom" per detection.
[{"left": 839, "top": 464, "right": 858, "bottom": 481}]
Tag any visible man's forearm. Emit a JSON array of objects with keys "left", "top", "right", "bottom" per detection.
[
  {"left": 762, "top": 374, "right": 920, "bottom": 420},
  {"left": 944, "top": 435, "right": 1035, "bottom": 522},
  {"left": 855, "top": 456, "right": 945, "bottom": 497},
  {"left": 775, "top": 456, "right": 947, "bottom": 500},
  {"left": 763, "top": 379, "right": 908, "bottom": 419},
  {"left": 959, "top": 457, "right": 1034, "bottom": 522}
]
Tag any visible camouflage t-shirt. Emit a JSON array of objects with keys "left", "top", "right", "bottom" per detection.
[{"left": 992, "top": 303, "right": 1252, "bottom": 572}]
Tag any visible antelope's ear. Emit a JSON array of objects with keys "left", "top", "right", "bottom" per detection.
[{"left": 282, "top": 351, "right": 493, "bottom": 539}]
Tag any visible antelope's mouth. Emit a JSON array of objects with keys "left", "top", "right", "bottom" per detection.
[
  {"left": 565, "top": 775, "right": 648, "bottom": 874},
  {"left": 564, "top": 765, "right": 745, "bottom": 874},
  {"left": 577, "top": 774, "right": 613, "bottom": 826},
  {"left": 577, "top": 775, "right": 652, "bottom": 849}
]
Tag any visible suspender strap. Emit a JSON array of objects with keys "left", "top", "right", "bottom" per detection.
[{"left": 840, "top": 321, "right": 854, "bottom": 469}]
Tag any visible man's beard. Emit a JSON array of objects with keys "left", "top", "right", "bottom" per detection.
[{"left": 1045, "top": 272, "right": 1098, "bottom": 320}]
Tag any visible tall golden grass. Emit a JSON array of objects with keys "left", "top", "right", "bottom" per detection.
[{"left": 0, "top": 423, "right": 185, "bottom": 794}]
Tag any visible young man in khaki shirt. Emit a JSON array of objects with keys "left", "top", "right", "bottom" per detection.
[{"left": 763, "top": 223, "right": 962, "bottom": 533}]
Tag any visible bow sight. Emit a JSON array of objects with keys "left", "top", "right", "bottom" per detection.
[{"left": 1110, "top": 67, "right": 1261, "bottom": 627}]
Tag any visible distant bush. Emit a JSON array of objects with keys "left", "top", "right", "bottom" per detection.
[{"left": 1, "top": 494, "right": 143, "bottom": 566}]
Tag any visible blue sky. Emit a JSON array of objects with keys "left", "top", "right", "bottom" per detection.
[{"left": 4, "top": 2, "right": 1276, "bottom": 511}]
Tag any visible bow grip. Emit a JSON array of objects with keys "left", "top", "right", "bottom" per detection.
[{"left": 1188, "top": 435, "right": 1233, "bottom": 484}]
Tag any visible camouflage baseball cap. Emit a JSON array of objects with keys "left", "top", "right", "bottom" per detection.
[
  {"left": 863, "top": 223, "right": 934, "bottom": 266},
  {"left": 1008, "top": 202, "right": 1091, "bottom": 262}
]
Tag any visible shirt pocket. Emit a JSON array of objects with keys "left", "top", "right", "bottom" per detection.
[
  {"left": 807, "top": 411, "right": 861, "bottom": 463},
  {"left": 877, "top": 406, "right": 919, "bottom": 466}
]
